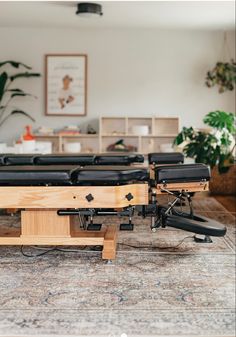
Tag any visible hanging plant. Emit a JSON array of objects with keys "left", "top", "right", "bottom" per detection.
[{"left": 205, "top": 59, "right": 236, "bottom": 93}]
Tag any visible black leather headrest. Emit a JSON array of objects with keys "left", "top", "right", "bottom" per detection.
[
  {"left": 155, "top": 164, "right": 210, "bottom": 183},
  {"left": 148, "top": 152, "right": 184, "bottom": 165}
]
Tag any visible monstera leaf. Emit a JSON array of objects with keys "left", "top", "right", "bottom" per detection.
[{"left": 203, "top": 111, "right": 236, "bottom": 133}]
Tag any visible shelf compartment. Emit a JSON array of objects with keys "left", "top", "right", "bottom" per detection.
[
  {"left": 141, "top": 136, "right": 175, "bottom": 153},
  {"left": 154, "top": 118, "right": 179, "bottom": 136},
  {"left": 35, "top": 135, "right": 61, "bottom": 153},
  {"left": 101, "top": 136, "right": 139, "bottom": 153},
  {"left": 62, "top": 136, "right": 100, "bottom": 153},
  {"left": 127, "top": 117, "right": 152, "bottom": 135},
  {"left": 100, "top": 117, "right": 126, "bottom": 136}
]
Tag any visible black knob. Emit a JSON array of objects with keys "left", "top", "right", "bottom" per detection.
[
  {"left": 86, "top": 193, "right": 94, "bottom": 202},
  {"left": 125, "top": 193, "right": 134, "bottom": 201}
]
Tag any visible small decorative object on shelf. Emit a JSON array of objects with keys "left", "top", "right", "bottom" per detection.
[
  {"left": 56, "top": 125, "right": 81, "bottom": 135},
  {"left": 107, "top": 139, "right": 137, "bottom": 152},
  {"left": 87, "top": 124, "right": 97, "bottom": 134},
  {"left": 22, "top": 125, "right": 36, "bottom": 153},
  {"left": 64, "top": 142, "right": 81, "bottom": 153},
  {"left": 37, "top": 126, "right": 54, "bottom": 135},
  {"left": 131, "top": 125, "right": 149, "bottom": 135}
]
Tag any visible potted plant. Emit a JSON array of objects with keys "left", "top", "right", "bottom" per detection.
[
  {"left": 174, "top": 111, "right": 236, "bottom": 195},
  {"left": 0, "top": 60, "right": 40, "bottom": 129},
  {"left": 205, "top": 59, "right": 236, "bottom": 93}
]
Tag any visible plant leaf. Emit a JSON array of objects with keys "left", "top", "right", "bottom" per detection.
[
  {"left": 10, "top": 72, "right": 41, "bottom": 81},
  {"left": 0, "top": 72, "right": 8, "bottom": 101},
  {"left": 203, "top": 110, "right": 236, "bottom": 133},
  {"left": 11, "top": 92, "right": 36, "bottom": 98},
  {"left": 11, "top": 110, "right": 35, "bottom": 122},
  {"left": 0, "top": 61, "right": 32, "bottom": 69},
  {"left": 7, "top": 88, "right": 24, "bottom": 92}
]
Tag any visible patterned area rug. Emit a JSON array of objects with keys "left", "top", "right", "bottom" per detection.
[{"left": 0, "top": 197, "right": 235, "bottom": 337}]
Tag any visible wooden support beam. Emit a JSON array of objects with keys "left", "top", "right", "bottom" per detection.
[
  {"left": 0, "top": 184, "right": 148, "bottom": 209},
  {"left": 0, "top": 209, "right": 118, "bottom": 260}
]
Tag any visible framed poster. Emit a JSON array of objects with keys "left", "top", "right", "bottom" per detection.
[{"left": 45, "top": 54, "right": 87, "bottom": 116}]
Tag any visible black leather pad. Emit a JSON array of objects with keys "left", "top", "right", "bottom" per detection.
[
  {"left": 0, "top": 165, "right": 148, "bottom": 186},
  {"left": 0, "top": 154, "right": 6, "bottom": 166},
  {"left": 0, "top": 166, "right": 80, "bottom": 185},
  {"left": 95, "top": 154, "right": 144, "bottom": 165},
  {"left": 148, "top": 152, "right": 184, "bottom": 165},
  {"left": 155, "top": 164, "right": 210, "bottom": 183},
  {"left": 0, "top": 153, "right": 144, "bottom": 166},
  {"left": 4, "top": 154, "right": 37, "bottom": 165},
  {"left": 34, "top": 154, "right": 95, "bottom": 166},
  {"left": 74, "top": 166, "right": 149, "bottom": 185}
]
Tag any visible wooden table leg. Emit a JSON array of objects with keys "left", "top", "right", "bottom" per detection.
[{"left": 102, "top": 225, "right": 118, "bottom": 260}]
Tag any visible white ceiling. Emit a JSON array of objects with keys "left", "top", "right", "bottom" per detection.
[{"left": 0, "top": 1, "right": 235, "bottom": 30}]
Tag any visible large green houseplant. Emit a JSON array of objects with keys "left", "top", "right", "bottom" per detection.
[
  {"left": 174, "top": 111, "right": 236, "bottom": 194},
  {"left": 0, "top": 60, "right": 40, "bottom": 128}
]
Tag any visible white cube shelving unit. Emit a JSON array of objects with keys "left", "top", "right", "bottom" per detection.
[
  {"left": 34, "top": 116, "right": 179, "bottom": 154},
  {"left": 100, "top": 116, "right": 179, "bottom": 154}
]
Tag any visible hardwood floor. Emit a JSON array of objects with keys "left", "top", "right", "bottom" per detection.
[{"left": 214, "top": 195, "right": 236, "bottom": 213}]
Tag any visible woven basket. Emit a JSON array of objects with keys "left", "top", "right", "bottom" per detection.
[{"left": 209, "top": 165, "right": 236, "bottom": 195}]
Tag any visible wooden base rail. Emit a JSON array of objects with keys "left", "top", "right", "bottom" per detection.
[{"left": 0, "top": 209, "right": 118, "bottom": 260}]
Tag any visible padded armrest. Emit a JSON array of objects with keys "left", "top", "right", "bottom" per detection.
[
  {"left": 0, "top": 166, "right": 80, "bottom": 185},
  {"left": 95, "top": 154, "right": 144, "bottom": 165},
  {"left": 73, "top": 166, "right": 149, "bottom": 185},
  {"left": 155, "top": 164, "right": 210, "bottom": 184},
  {"left": 148, "top": 152, "right": 184, "bottom": 165},
  {"left": 34, "top": 154, "right": 95, "bottom": 166}
]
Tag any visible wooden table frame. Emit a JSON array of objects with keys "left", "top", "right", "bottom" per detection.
[{"left": 0, "top": 183, "right": 148, "bottom": 260}]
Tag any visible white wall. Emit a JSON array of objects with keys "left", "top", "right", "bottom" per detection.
[{"left": 0, "top": 27, "right": 235, "bottom": 144}]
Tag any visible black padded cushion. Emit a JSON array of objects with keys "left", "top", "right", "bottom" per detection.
[
  {"left": 0, "top": 153, "right": 144, "bottom": 166},
  {"left": 0, "top": 154, "right": 6, "bottom": 166},
  {"left": 0, "top": 165, "right": 148, "bottom": 186},
  {"left": 35, "top": 154, "right": 95, "bottom": 166},
  {"left": 74, "top": 166, "right": 149, "bottom": 185},
  {"left": 95, "top": 154, "right": 144, "bottom": 165},
  {"left": 0, "top": 166, "right": 80, "bottom": 185},
  {"left": 148, "top": 152, "right": 184, "bottom": 165},
  {"left": 4, "top": 154, "right": 36, "bottom": 165},
  {"left": 155, "top": 164, "right": 210, "bottom": 184}
]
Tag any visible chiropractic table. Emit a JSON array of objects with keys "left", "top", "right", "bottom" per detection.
[{"left": 0, "top": 153, "right": 226, "bottom": 260}]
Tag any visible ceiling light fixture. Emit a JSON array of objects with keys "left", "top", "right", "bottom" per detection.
[{"left": 76, "top": 3, "right": 103, "bottom": 17}]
